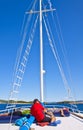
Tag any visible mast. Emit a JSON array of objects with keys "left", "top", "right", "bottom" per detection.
[
  {"left": 25, "top": 0, "right": 55, "bottom": 103},
  {"left": 39, "top": 0, "right": 44, "bottom": 102}
]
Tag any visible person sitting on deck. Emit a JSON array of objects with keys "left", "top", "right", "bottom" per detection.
[
  {"left": 0, "top": 108, "right": 23, "bottom": 117},
  {"left": 49, "top": 107, "right": 66, "bottom": 117},
  {"left": 30, "top": 99, "right": 56, "bottom": 123}
]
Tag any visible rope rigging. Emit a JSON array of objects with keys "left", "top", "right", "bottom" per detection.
[
  {"left": 52, "top": 11, "right": 73, "bottom": 85},
  {"left": 6, "top": 14, "right": 39, "bottom": 109},
  {"left": 43, "top": 0, "right": 80, "bottom": 113},
  {"left": 43, "top": 14, "right": 71, "bottom": 98},
  {"left": 44, "top": 0, "right": 72, "bottom": 90},
  {"left": 12, "top": 0, "right": 38, "bottom": 84}
]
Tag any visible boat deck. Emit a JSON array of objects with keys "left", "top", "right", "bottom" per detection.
[{"left": 0, "top": 114, "right": 83, "bottom": 130}]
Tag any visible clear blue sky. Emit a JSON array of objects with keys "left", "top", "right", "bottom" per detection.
[{"left": 0, "top": 0, "right": 83, "bottom": 102}]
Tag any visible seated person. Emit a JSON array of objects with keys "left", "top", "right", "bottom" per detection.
[
  {"left": 8, "top": 108, "right": 22, "bottom": 116},
  {"left": 0, "top": 108, "right": 22, "bottom": 116},
  {"left": 52, "top": 108, "right": 65, "bottom": 117},
  {"left": 30, "top": 99, "right": 56, "bottom": 123}
]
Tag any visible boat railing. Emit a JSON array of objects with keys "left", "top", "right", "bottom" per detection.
[
  {"left": 0, "top": 104, "right": 83, "bottom": 116},
  {"left": 0, "top": 105, "right": 30, "bottom": 114},
  {"left": 45, "top": 104, "right": 83, "bottom": 114}
]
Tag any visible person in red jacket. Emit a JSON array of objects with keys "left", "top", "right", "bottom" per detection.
[{"left": 30, "top": 99, "right": 56, "bottom": 123}]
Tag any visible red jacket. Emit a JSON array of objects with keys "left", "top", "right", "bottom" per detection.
[{"left": 31, "top": 102, "right": 45, "bottom": 122}]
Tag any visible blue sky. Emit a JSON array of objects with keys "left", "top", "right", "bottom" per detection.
[{"left": 0, "top": 0, "right": 83, "bottom": 102}]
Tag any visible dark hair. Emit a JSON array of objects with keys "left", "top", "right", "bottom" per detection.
[{"left": 33, "top": 99, "right": 40, "bottom": 104}]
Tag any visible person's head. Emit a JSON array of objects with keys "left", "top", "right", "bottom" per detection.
[{"left": 33, "top": 99, "right": 40, "bottom": 104}]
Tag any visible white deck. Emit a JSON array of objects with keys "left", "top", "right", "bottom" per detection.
[{"left": 0, "top": 114, "right": 83, "bottom": 130}]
